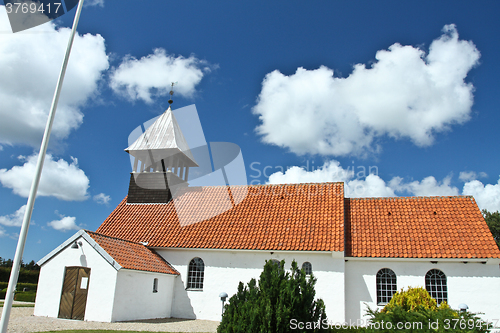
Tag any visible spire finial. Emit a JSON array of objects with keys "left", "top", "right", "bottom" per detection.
[{"left": 168, "top": 82, "right": 177, "bottom": 106}]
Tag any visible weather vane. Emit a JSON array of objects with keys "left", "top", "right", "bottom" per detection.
[{"left": 168, "top": 82, "right": 178, "bottom": 105}]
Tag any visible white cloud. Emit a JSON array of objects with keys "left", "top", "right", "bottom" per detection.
[
  {"left": 85, "top": 0, "right": 104, "bottom": 6},
  {"left": 47, "top": 215, "right": 80, "bottom": 231},
  {"left": 459, "top": 171, "right": 487, "bottom": 182},
  {"left": 392, "top": 175, "right": 500, "bottom": 211},
  {"left": 267, "top": 160, "right": 351, "bottom": 184},
  {"left": 0, "top": 227, "right": 6, "bottom": 237},
  {"left": 267, "top": 161, "right": 500, "bottom": 212},
  {"left": 0, "top": 154, "right": 89, "bottom": 201},
  {"left": 267, "top": 160, "right": 395, "bottom": 197},
  {"left": 463, "top": 178, "right": 500, "bottom": 212},
  {"left": 0, "top": 6, "right": 109, "bottom": 147},
  {"left": 253, "top": 25, "right": 480, "bottom": 156},
  {"left": 0, "top": 205, "right": 26, "bottom": 227},
  {"left": 93, "top": 193, "right": 110, "bottom": 205},
  {"left": 459, "top": 171, "right": 478, "bottom": 182},
  {"left": 390, "top": 175, "right": 459, "bottom": 196},
  {"left": 110, "top": 48, "right": 211, "bottom": 104},
  {"left": 346, "top": 174, "right": 396, "bottom": 198}
]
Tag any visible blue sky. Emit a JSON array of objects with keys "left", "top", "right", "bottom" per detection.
[{"left": 1, "top": 1, "right": 500, "bottom": 262}]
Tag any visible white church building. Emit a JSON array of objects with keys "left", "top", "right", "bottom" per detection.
[{"left": 34, "top": 107, "right": 500, "bottom": 323}]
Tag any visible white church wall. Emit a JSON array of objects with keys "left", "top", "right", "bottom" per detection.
[
  {"left": 157, "top": 248, "right": 345, "bottom": 322},
  {"left": 345, "top": 259, "right": 500, "bottom": 323},
  {"left": 111, "top": 269, "right": 176, "bottom": 322},
  {"left": 444, "top": 261, "right": 500, "bottom": 319},
  {"left": 34, "top": 235, "right": 118, "bottom": 322}
]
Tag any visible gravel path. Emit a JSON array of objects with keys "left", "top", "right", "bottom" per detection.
[{"left": 1, "top": 306, "right": 219, "bottom": 333}]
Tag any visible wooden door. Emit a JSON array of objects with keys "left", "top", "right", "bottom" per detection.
[{"left": 58, "top": 267, "right": 91, "bottom": 320}]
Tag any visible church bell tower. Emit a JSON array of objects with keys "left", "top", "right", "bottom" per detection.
[{"left": 125, "top": 105, "right": 198, "bottom": 203}]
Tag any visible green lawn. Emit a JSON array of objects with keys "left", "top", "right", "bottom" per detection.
[
  {"left": 0, "top": 301, "right": 35, "bottom": 307},
  {"left": 28, "top": 331, "right": 212, "bottom": 333}
]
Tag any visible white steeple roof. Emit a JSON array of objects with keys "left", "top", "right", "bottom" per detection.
[{"left": 125, "top": 107, "right": 198, "bottom": 167}]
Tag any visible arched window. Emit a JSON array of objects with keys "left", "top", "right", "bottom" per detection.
[
  {"left": 426, "top": 269, "right": 447, "bottom": 305},
  {"left": 153, "top": 278, "right": 158, "bottom": 293},
  {"left": 302, "top": 262, "right": 312, "bottom": 275},
  {"left": 269, "top": 259, "right": 284, "bottom": 273},
  {"left": 376, "top": 268, "right": 397, "bottom": 305},
  {"left": 187, "top": 257, "right": 204, "bottom": 290}
]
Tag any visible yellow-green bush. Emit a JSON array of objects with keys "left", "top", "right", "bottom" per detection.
[
  {"left": 382, "top": 286, "right": 449, "bottom": 312},
  {"left": 366, "top": 287, "right": 490, "bottom": 333}
]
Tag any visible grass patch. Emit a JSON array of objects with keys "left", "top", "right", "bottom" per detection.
[
  {"left": 27, "top": 331, "right": 213, "bottom": 333},
  {"left": 0, "top": 301, "right": 35, "bottom": 307}
]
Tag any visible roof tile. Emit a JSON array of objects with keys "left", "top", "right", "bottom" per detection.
[
  {"left": 345, "top": 196, "right": 500, "bottom": 259},
  {"left": 97, "top": 183, "right": 345, "bottom": 252},
  {"left": 96, "top": 183, "right": 500, "bottom": 259},
  {"left": 86, "top": 231, "right": 179, "bottom": 275}
]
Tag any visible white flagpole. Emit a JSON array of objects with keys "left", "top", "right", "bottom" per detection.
[{"left": 0, "top": 1, "right": 85, "bottom": 332}]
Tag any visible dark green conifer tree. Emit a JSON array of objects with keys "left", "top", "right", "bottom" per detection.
[{"left": 218, "top": 259, "right": 327, "bottom": 333}]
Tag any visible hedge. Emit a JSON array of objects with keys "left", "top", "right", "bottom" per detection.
[
  {"left": 14, "top": 291, "right": 36, "bottom": 302},
  {"left": 0, "top": 282, "right": 38, "bottom": 301},
  {"left": 0, "top": 282, "right": 37, "bottom": 291},
  {"left": 17, "top": 283, "right": 37, "bottom": 291},
  {"left": 0, "top": 267, "right": 39, "bottom": 284}
]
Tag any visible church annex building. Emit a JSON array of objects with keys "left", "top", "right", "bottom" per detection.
[{"left": 34, "top": 107, "right": 500, "bottom": 323}]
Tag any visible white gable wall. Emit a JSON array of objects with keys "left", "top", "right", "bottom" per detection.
[
  {"left": 157, "top": 248, "right": 345, "bottom": 322},
  {"left": 345, "top": 258, "right": 500, "bottom": 323},
  {"left": 34, "top": 235, "right": 119, "bottom": 322},
  {"left": 111, "top": 269, "right": 176, "bottom": 321}
]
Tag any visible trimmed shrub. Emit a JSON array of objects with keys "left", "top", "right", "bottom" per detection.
[
  {"left": 17, "top": 283, "right": 37, "bottom": 291},
  {"left": 0, "top": 281, "right": 38, "bottom": 302},
  {"left": 14, "top": 291, "right": 36, "bottom": 302}
]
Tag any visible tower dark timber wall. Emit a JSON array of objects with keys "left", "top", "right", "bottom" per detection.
[{"left": 127, "top": 173, "right": 172, "bottom": 203}]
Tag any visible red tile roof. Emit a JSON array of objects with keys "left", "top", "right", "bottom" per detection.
[
  {"left": 97, "top": 183, "right": 345, "bottom": 252},
  {"left": 86, "top": 231, "right": 179, "bottom": 275},
  {"left": 95, "top": 182, "right": 500, "bottom": 259},
  {"left": 345, "top": 196, "right": 500, "bottom": 258}
]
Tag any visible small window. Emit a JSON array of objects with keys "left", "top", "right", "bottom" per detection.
[
  {"left": 376, "top": 268, "right": 397, "bottom": 305},
  {"left": 187, "top": 257, "right": 205, "bottom": 290},
  {"left": 269, "top": 259, "right": 284, "bottom": 272},
  {"left": 153, "top": 278, "right": 158, "bottom": 293},
  {"left": 302, "top": 262, "right": 312, "bottom": 275},
  {"left": 426, "top": 269, "right": 447, "bottom": 305}
]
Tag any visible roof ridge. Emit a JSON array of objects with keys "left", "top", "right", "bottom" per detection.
[
  {"left": 169, "top": 182, "right": 345, "bottom": 189},
  {"left": 86, "top": 230, "right": 146, "bottom": 247},
  {"left": 125, "top": 202, "right": 170, "bottom": 206},
  {"left": 255, "top": 182, "right": 345, "bottom": 187},
  {"left": 118, "top": 183, "right": 344, "bottom": 193},
  {"left": 348, "top": 195, "right": 474, "bottom": 201}
]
